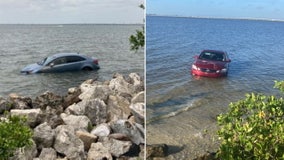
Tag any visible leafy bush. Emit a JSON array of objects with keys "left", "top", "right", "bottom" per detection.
[
  {"left": 217, "top": 81, "right": 284, "bottom": 160},
  {"left": 0, "top": 114, "right": 33, "bottom": 159}
]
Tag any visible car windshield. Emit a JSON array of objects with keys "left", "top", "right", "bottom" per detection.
[
  {"left": 199, "top": 52, "right": 224, "bottom": 61},
  {"left": 37, "top": 57, "right": 47, "bottom": 65}
]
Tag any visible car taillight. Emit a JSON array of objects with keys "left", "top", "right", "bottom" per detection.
[{"left": 93, "top": 59, "right": 99, "bottom": 65}]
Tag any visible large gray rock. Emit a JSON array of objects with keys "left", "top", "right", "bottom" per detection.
[
  {"left": 63, "top": 87, "right": 81, "bottom": 109},
  {"left": 129, "top": 103, "right": 145, "bottom": 125},
  {"left": 84, "top": 98, "right": 107, "bottom": 125},
  {"left": 109, "top": 73, "right": 134, "bottom": 96},
  {"left": 65, "top": 98, "right": 107, "bottom": 126},
  {"left": 38, "top": 148, "right": 57, "bottom": 160},
  {"left": 8, "top": 93, "right": 33, "bottom": 110},
  {"left": 131, "top": 91, "right": 144, "bottom": 104},
  {"left": 10, "top": 140, "right": 37, "bottom": 160},
  {"left": 64, "top": 102, "right": 85, "bottom": 115},
  {"left": 0, "top": 97, "right": 13, "bottom": 114},
  {"left": 103, "top": 138, "right": 136, "bottom": 158},
  {"left": 33, "top": 122, "right": 55, "bottom": 150},
  {"left": 146, "top": 144, "right": 168, "bottom": 158},
  {"left": 60, "top": 113, "right": 91, "bottom": 131},
  {"left": 128, "top": 73, "right": 144, "bottom": 94},
  {"left": 33, "top": 91, "right": 63, "bottom": 110},
  {"left": 107, "top": 95, "right": 131, "bottom": 122},
  {"left": 87, "top": 142, "right": 113, "bottom": 160},
  {"left": 79, "top": 84, "right": 111, "bottom": 103},
  {"left": 10, "top": 108, "right": 42, "bottom": 128},
  {"left": 110, "top": 120, "right": 144, "bottom": 145},
  {"left": 91, "top": 123, "right": 111, "bottom": 137},
  {"left": 54, "top": 125, "right": 85, "bottom": 160},
  {"left": 76, "top": 130, "right": 98, "bottom": 151}
]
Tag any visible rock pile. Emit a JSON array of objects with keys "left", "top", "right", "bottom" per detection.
[{"left": 0, "top": 73, "right": 145, "bottom": 160}]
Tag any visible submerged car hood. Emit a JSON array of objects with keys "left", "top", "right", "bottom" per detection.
[
  {"left": 194, "top": 59, "right": 227, "bottom": 70},
  {"left": 21, "top": 63, "right": 42, "bottom": 73}
]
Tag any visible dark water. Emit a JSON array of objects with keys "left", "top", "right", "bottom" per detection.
[
  {"left": 0, "top": 24, "right": 144, "bottom": 97},
  {"left": 146, "top": 16, "right": 284, "bottom": 159}
]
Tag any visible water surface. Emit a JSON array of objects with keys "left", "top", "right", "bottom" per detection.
[
  {"left": 146, "top": 16, "right": 284, "bottom": 159},
  {"left": 0, "top": 24, "right": 144, "bottom": 97}
]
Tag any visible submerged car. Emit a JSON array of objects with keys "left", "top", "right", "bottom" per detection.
[
  {"left": 21, "top": 53, "right": 100, "bottom": 74},
  {"left": 191, "top": 50, "right": 231, "bottom": 78}
]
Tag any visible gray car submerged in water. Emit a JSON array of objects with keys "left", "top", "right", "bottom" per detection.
[{"left": 21, "top": 53, "right": 100, "bottom": 74}]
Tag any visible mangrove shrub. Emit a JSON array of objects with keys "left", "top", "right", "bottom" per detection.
[
  {"left": 0, "top": 114, "right": 33, "bottom": 159},
  {"left": 217, "top": 81, "right": 284, "bottom": 160}
]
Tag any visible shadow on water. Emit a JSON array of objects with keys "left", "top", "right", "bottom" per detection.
[{"left": 167, "top": 145, "right": 186, "bottom": 156}]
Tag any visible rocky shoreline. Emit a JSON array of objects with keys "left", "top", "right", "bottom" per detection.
[{"left": 0, "top": 73, "right": 145, "bottom": 160}]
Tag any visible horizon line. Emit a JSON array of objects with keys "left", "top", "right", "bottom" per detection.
[
  {"left": 0, "top": 23, "right": 144, "bottom": 25},
  {"left": 147, "top": 14, "right": 284, "bottom": 22}
]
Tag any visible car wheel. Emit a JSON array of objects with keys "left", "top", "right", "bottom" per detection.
[{"left": 82, "top": 67, "right": 93, "bottom": 71}]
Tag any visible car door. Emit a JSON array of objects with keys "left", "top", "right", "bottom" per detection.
[
  {"left": 42, "top": 57, "right": 68, "bottom": 72},
  {"left": 64, "top": 56, "right": 86, "bottom": 71}
]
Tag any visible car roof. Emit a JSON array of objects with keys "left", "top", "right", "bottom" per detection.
[
  {"left": 51, "top": 52, "right": 82, "bottom": 58},
  {"left": 201, "top": 50, "right": 226, "bottom": 54}
]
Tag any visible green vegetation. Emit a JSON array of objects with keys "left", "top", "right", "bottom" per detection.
[
  {"left": 0, "top": 114, "right": 33, "bottom": 160},
  {"left": 217, "top": 81, "right": 284, "bottom": 160},
  {"left": 129, "top": 4, "right": 145, "bottom": 51}
]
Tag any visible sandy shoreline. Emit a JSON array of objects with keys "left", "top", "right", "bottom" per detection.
[{"left": 147, "top": 105, "right": 221, "bottom": 159}]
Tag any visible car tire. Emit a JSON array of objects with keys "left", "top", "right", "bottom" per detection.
[{"left": 82, "top": 67, "right": 93, "bottom": 71}]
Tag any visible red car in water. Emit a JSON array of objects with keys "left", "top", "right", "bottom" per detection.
[{"left": 191, "top": 50, "right": 231, "bottom": 78}]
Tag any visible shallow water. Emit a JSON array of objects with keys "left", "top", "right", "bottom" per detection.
[
  {"left": 0, "top": 24, "right": 144, "bottom": 97},
  {"left": 146, "top": 16, "right": 284, "bottom": 159}
]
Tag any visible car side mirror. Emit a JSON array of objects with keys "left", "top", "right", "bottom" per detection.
[
  {"left": 226, "top": 59, "right": 231, "bottom": 62},
  {"left": 50, "top": 63, "right": 54, "bottom": 67},
  {"left": 194, "top": 55, "right": 199, "bottom": 59}
]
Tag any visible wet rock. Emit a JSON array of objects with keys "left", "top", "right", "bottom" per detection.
[
  {"left": 63, "top": 87, "right": 81, "bottom": 109},
  {"left": 76, "top": 130, "right": 98, "bottom": 151},
  {"left": 146, "top": 144, "right": 168, "bottom": 158},
  {"left": 33, "top": 122, "right": 55, "bottom": 150},
  {"left": 54, "top": 125, "right": 85, "bottom": 160},
  {"left": 91, "top": 123, "right": 111, "bottom": 137},
  {"left": 0, "top": 97, "right": 13, "bottom": 114},
  {"left": 129, "top": 103, "right": 145, "bottom": 125},
  {"left": 9, "top": 93, "right": 33, "bottom": 109},
  {"left": 38, "top": 148, "right": 57, "bottom": 160},
  {"left": 60, "top": 113, "right": 91, "bottom": 131},
  {"left": 33, "top": 91, "right": 63, "bottom": 110},
  {"left": 87, "top": 142, "right": 113, "bottom": 160},
  {"left": 10, "top": 108, "right": 42, "bottom": 128},
  {"left": 110, "top": 119, "right": 144, "bottom": 145}
]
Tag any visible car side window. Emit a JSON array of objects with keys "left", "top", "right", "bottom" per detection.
[
  {"left": 66, "top": 56, "right": 85, "bottom": 63},
  {"left": 48, "top": 57, "right": 67, "bottom": 66}
]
